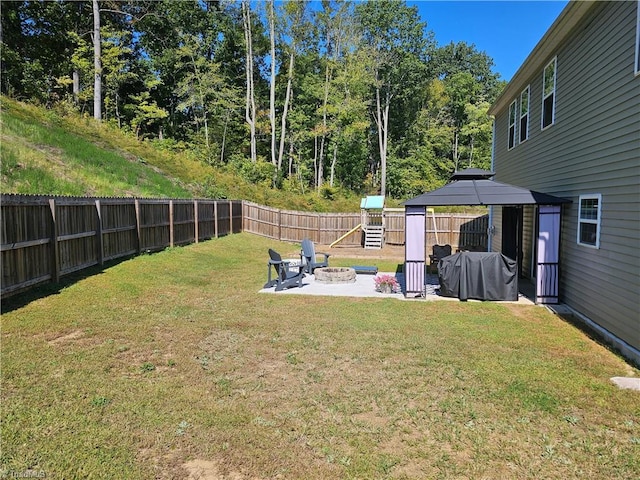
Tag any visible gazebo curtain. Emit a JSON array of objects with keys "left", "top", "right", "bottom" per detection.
[
  {"left": 536, "top": 205, "right": 562, "bottom": 304},
  {"left": 405, "top": 206, "right": 426, "bottom": 296}
]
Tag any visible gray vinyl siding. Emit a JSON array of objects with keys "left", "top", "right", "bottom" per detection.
[
  {"left": 489, "top": 205, "right": 535, "bottom": 279},
  {"left": 522, "top": 205, "right": 535, "bottom": 279},
  {"left": 492, "top": 1, "right": 640, "bottom": 351},
  {"left": 490, "top": 208, "right": 503, "bottom": 254}
]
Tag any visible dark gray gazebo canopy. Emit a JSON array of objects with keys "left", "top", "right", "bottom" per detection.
[{"left": 404, "top": 169, "right": 571, "bottom": 206}]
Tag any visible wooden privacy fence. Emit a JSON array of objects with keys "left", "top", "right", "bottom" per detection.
[
  {"left": 1, "top": 194, "right": 242, "bottom": 296},
  {"left": 2, "top": 196, "right": 486, "bottom": 297},
  {"left": 242, "top": 201, "right": 488, "bottom": 250}
]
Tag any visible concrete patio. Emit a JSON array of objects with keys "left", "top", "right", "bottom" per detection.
[{"left": 260, "top": 270, "right": 536, "bottom": 304}]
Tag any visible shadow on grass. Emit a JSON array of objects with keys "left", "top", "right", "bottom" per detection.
[
  {"left": 1, "top": 256, "right": 134, "bottom": 314},
  {"left": 554, "top": 310, "right": 640, "bottom": 369}
]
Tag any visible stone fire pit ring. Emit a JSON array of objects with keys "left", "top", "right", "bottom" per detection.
[{"left": 314, "top": 267, "right": 356, "bottom": 284}]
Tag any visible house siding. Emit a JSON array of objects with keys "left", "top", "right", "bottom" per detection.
[
  {"left": 522, "top": 205, "right": 535, "bottom": 278},
  {"left": 491, "top": 1, "right": 640, "bottom": 352}
]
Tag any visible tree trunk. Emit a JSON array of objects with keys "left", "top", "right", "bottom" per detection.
[
  {"left": 381, "top": 96, "right": 390, "bottom": 197},
  {"left": 318, "top": 62, "right": 332, "bottom": 191},
  {"left": 72, "top": 70, "right": 80, "bottom": 105},
  {"left": 242, "top": 0, "right": 257, "bottom": 163},
  {"left": 278, "top": 50, "right": 294, "bottom": 172},
  {"left": 288, "top": 141, "right": 294, "bottom": 177},
  {"left": 203, "top": 116, "right": 209, "bottom": 149},
  {"left": 374, "top": 75, "right": 388, "bottom": 197},
  {"left": 330, "top": 140, "right": 338, "bottom": 187},
  {"left": 92, "top": 0, "right": 102, "bottom": 121},
  {"left": 453, "top": 130, "right": 460, "bottom": 171},
  {"left": 313, "top": 135, "right": 318, "bottom": 188},
  {"left": 220, "top": 109, "right": 230, "bottom": 164},
  {"left": 268, "top": 0, "right": 277, "bottom": 169},
  {"left": 115, "top": 92, "right": 121, "bottom": 128}
]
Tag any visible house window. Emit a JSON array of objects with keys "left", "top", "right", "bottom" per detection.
[
  {"left": 542, "top": 57, "right": 556, "bottom": 129},
  {"left": 577, "top": 194, "right": 602, "bottom": 248},
  {"left": 519, "top": 86, "right": 530, "bottom": 142},
  {"left": 508, "top": 100, "right": 517, "bottom": 150}
]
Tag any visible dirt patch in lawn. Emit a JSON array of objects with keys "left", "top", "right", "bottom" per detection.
[
  {"left": 315, "top": 243, "right": 405, "bottom": 260},
  {"left": 183, "top": 459, "right": 249, "bottom": 480},
  {"left": 47, "top": 329, "right": 85, "bottom": 345}
]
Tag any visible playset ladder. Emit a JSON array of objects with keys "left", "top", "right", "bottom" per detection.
[{"left": 364, "top": 225, "right": 384, "bottom": 249}]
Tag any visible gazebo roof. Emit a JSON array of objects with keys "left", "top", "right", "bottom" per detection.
[{"left": 404, "top": 169, "right": 571, "bottom": 207}]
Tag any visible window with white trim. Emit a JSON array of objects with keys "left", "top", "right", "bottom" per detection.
[
  {"left": 508, "top": 100, "right": 517, "bottom": 150},
  {"left": 577, "top": 194, "right": 602, "bottom": 248},
  {"left": 542, "top": 57, "right": 556, "bottom": 129},
  {"left": 519, "top": 85, "right": 530, "bottom": 143}
]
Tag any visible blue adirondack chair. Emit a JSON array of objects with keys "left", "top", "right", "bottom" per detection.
[
  {"left": 301, "top": 238, "right": 330, "bottom": 274},
  {"left": 264, "top": 248, "right": 304, "bottom": 291}
]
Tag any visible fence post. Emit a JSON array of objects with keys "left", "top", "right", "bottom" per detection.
[
  {"left": 241, "top": 200, "right": 244, "bottom": 232},
  {"left": 169, "top": 200, "right": 174, "bottom": 247},
  {"left": 49, "top": 198, "right": 60, "bottom": 283},
  {"left": 194, "top": 199, "right": 199, "bottom": 243},
  {"left": 214, "top": 201, "right": 218, "bottom": 238},
  {"left": 134, "top": 199, "right": 142, "bottom": 254},
  {"left": 95, "top": 199, "right": 104, "bottom": 266}
]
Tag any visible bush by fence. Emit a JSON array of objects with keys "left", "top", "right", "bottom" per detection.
[{"left": 1, "top": 194, "right": 242, "bottom": 296}]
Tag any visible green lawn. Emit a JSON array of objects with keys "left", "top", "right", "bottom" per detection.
[{"left": 2, "top": 233, "right": 638, "bottom": 479}]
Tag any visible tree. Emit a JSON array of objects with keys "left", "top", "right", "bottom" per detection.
[
  {"left": 315, "top": 0, "right": 350, "bottom": 189},
  {"left": 267, "top": 0, "right": 277, "bottom": 171},
  {"left": 241, "top": 0, "right": 257, "bottom": 163},
  {"left": 173, "top": 30, "right": 241, "bottom": 154},
  {"left": 277, "top": 1, "right": 312, "bottom": 174},
  {"left": 328, "top": 48, "right": 372, "bottom": 191},
  {"left": 355, "top": 0, "right": 431, "bottom": 197},
  {"left": 100, "top": 26, "right": 138, "bottom": 126},
  {"left": 3, "top": 0, "right": 504, "bottom": 201},
  {"left": 68, "top": 29, "right": 94, "bottom": 110},
  {"left": 92, "top": 0, "right": 102, "bottom": 120},
  {"left": 460, "top": 101, "right": 492, "bottom": 169},
  {"left": 444, "top": 72, "right": 482, "bottom": 171},
  {"left": 434, "top": 41, "right": 502, "bottom": 99},
  {"left": 1, "top": 1, "right": 91, "bottom": 104},
  {"left": 125, "top": 87, "right": 168, "bottom": 139}
]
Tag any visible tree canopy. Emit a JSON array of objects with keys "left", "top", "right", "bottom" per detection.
[{"left": 0, "top": 0, "right": 505, "bottom": 200}]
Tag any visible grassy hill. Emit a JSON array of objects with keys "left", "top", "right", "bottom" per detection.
[{"left": 0, "top": 96, "right": 363, "bottom": 211}]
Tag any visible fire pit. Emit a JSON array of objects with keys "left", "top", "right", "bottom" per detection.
[{"left": 314, "top": 267, "right": 356, "bottom": 284}]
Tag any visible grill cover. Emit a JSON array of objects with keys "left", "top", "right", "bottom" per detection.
[{"left": 438, "top": 252, "right": 518, "bottom": 301}]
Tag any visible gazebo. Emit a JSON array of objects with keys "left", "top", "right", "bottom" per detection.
[{"left": 403, "top": 169, "right": 571, "bottom": 304}]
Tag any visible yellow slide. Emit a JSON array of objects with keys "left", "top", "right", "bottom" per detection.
[{"left": 330, "top": 223, "right": 362, "bottom": 248}]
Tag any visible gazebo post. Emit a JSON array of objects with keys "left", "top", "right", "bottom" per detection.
[
  {"left": 536, "top": 205, "right": 562, "bottom": 304},
  {"left": 404, "top": 206, "right": 426, "bottom": 297}
]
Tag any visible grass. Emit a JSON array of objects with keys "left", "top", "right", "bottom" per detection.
[
  {"left": 1, "top": 233, "right": 639, "bottom": 479},
  {"left": 0, "top": 97, "right": 193, "bottom": 198}
]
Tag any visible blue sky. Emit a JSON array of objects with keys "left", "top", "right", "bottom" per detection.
[{"left": 408, "top": 1, "right": 569, "bottom": 81}]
